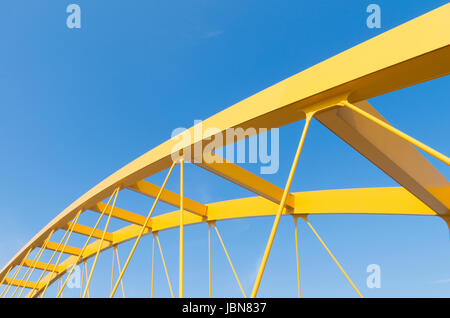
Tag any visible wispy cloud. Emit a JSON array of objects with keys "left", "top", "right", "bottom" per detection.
[
  {"left": 431, "top": 278, "right": 450, "bottom": 284},
  {"left": 204, "top": 30, "right": 224, "bottom": 39}
]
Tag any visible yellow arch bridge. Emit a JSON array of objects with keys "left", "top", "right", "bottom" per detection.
[{"left": 0, "top": 4, "right": 449, "bottom": 298}]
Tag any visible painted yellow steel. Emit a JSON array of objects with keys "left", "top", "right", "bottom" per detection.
[
  {"left": 29, "top": 212, "right": 81, "bottom": 297},
  {"left": 115, "top": 246, "right": 125, "bottom": 298},
  {"left": 208, "top": 223, "right": 212, "bottom": 298},
  {"left": 9, "top": 249, "right": 33, "bottom": 297},
  {"left": 44, "top": 241, "right": 82, "bottom": 256},
  {"left": 179, "top": 158, "right": 184, "bottom": 298},
  {"left": 293, "top": 216, "right": 301, "bottom": 298},
  {"left": 251, "top": 114, "right": 312, "bottom": 298},
  {"left": 0, "top": 4, "right": 449, "bottom": 297},
  {"left": 340, "top": 101, "right": 450, "bottom": 165},
  {"left": 128, "top": 179, "right": 207, "bottom": 217},
  {"left": 69, "top": 223, "right": 114, "bottom": 242},
  {"left": 83, "top": 188, "right": 119, "bottom": 297},
  {"left": 80, "top": 261, "right": 90, "bottom": 298},
  {"left": 151, "top": 235, "right": 155, "bottom": 298},
  {"left": 4, "top": 277, "right": 41, "bottom": 290},
  {"left": 1, "top": 249, "right": 31, "bottom": 297},
  {"left": 18, "top": 230, "right": 54, "bottom": 297},
  {"left": 91, "top": 202, "right": 151, "bottom": 228},
  {"left": 40, "top": 211, "right": 82, "bottom": 297},
  {"left": 23, "top": 260, "right": 61, "bottom": 272},
  {"left": 0, "top": 267, "right": 12, "bottom": 296},
  {"left": 57, "top": 189, "right": 118, "bottom": 297},
  {"left": 195, "top": 152, "right": 295, "bottom": 208},
  {"left": 111, "top": 246, "right": 115, "bottom": 294},
  {"left": 20, "top": 187, "right": 439, "bottom": 298}
]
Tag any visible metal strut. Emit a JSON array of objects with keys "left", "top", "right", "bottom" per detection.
[
  {"left": 251, "top": 114, "right": 313, "bottom": 298},
  {"left": 302, "top": 216, "right": 362, "bottom": 298},
  {"left": 340, "top": 100, "right": 450, "bottom": 165}
]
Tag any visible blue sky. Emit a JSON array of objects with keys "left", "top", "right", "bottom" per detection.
[{"left": 0, "top": 0, "right": 449, "bottom": 297}]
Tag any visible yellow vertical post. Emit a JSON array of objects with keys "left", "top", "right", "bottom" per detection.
[
  {"left": 151, "top": 234, "right": 155, "bottom": 298},
  {"left": 302, "top": 217, "right": 362, "bottom": 298},
  {"left": 83, "top": 187, "right": 119, "bottom": 297},
  {"left": 208, "top": 223, "right": 211, "bottom": 298},
  {"left": 80, "top": 261, "right": 85, "bottom": 298},
  {"left": 179, "top": 157, "right": 184, "bottom": 298},
  {"left": 293, "top": 216, "right": 301, "bottom": 298},
  {"left": 251, "top": 114, "right": 313, "bottom": 298},
  {"left": 84, "top": 262, "right": 90, "bottom": 298},
  {"left": 110, "top": 161, "right": 176, "bottom": 298},
  {"left": 57, "top": 187, "right": 118, "bottom": 297},
  {"left": 111, "top": 246, "right": 116, "bottom": 294}
]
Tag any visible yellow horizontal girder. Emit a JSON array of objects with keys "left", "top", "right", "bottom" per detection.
[
  {"left": 194, "top": 152, "right": 295, "bottom": 208},
  {"left": 128, "top": 180, "right": 207, "bottom": 216},
  {"left": 68, "top": 222, "right": 114, "bottom": 242},
  {"left": 2, "top": 4, "right": 449, "bottom": 292},
  {"left": 90, "top": 202, "right": 151, "bottom": 228},
  {"left": 4, "top": 277, "right": 43, "bottom": 290},
  {"left": 23, "top": 259, "right": 61, "bottom": 272},
  {"left": 43, "top": 241, "right": 82, "bottom": 256}
]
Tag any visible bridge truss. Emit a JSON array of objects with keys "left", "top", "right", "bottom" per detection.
[{"left": 0, "top": 4, "right": 449, "bottom": 298}]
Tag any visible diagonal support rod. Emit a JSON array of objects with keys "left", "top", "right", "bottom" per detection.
[
  {"left": 302, "top": 216, "right": 362, "bottom": 298},
  {"left": 115, "top": 246, "right": 125, "bottom": 297},
  {"left": 340, "top": 100, "right": 450, "bottom": 165},
  {"left": 156, "top": 233, "right": 174, "bottom": 297},
  {"left": 251, "top": 114, "right": 313, "bottom": 298},
  {"left": 213, "top": 223, "right": 246, "bottom": 297},
  {"left": 111, "top": 245, "right": 125, "bottom": 297}
]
